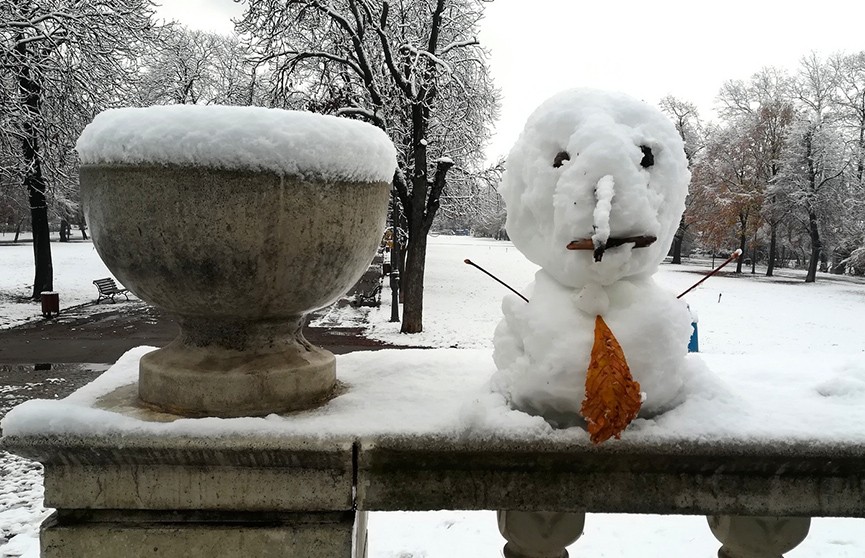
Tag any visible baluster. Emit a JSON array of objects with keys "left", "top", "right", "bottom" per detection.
[
  {"left": 497, "top": 510, "right": 586, "bottom": 558},
  {"left": 354, "top": 511, "right": 369, "bottom": 558},
  {"left": 707, "top": 515, "right": 811, "bottom": 558}
]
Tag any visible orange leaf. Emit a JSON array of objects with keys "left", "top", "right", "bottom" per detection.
[{"left": 580, "top": 315, "right": 642, "bottom": 444}]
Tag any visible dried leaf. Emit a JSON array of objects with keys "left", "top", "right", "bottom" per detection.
[{"left": 580, "top": 315, "right": 642, "bottom": 444}]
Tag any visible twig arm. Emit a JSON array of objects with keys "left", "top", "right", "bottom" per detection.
[
  {"left": 464, "top": 259, "right": 529, "bottom": 303},
  {"left": 677, "top": 249, "right": 742, "bottom": 299}
]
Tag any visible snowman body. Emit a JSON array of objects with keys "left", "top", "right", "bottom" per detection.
[{"left": 491, "top": 89, "right": 693, "bottom": 426}]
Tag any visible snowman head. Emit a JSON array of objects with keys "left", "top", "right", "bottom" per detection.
[{"left": 500, "top": 89, "right": 690, "bottom": 287}]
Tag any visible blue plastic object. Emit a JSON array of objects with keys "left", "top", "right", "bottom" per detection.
[{"left": 688, "top": 321, "right": 699, "bottom": 353}]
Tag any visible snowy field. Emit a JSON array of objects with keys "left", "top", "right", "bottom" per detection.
[
  {"left": 0, "top": 232, "right": 117, "bottom": 329},
  {"left": 3, "top": 235, "right": 865, "bottom": 556}
]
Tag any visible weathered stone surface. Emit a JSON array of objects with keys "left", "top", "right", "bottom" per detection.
[
  {"left": 4, "top": 433, "right": 354, "bottom": 511},
  {"left": 356, "top": 435, "right": 865, "bottom": 516},
  {"left": 80, "top": 165, "right": 389, "bottom": 322},
  {"left": 80, "top": 164, "right": 390, "bottom": 417},
  {"left": 41, "top": 511, "right": 357, "bottom": 558},
  {"left": 138, "top": 330, "right": 337, "bottom": 418},
  {"left": 708, "top": 515, "right": 811, "bottom": 558}
]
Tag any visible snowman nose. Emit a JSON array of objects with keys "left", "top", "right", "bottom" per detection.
[{"left": 591, "top": 175, "right": 615, "bottom": 261}]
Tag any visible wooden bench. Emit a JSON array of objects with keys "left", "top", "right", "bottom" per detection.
[{"left": 93, "top": 278, "right": 130, "bottom": 303}]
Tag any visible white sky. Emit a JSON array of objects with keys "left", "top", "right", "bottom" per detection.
[{"left": 155, "top": 0, "right": 865, "bottom": 161}]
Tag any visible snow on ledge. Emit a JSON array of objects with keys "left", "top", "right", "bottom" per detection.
[
  {"left": 76, "top": 105, "right": 397, "bottom": 183},
  {"left": 4, "top": 347, "right": 865, "bottom": 449}
]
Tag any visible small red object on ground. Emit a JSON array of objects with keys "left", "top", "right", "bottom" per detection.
[{"left": 41, "top": 292, "right": 59, "bottom": 318}]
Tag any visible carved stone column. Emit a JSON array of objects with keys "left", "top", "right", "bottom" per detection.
[
  {"left": 707, "top": 515, "right": 811, "bottom": 558},
  {"left": 497, "top": 510, "right": 586, "bottom": 558}
]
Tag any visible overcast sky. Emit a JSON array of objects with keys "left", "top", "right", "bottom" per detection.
[{"left": 155, "top": 0, "right": 865, "bottom": 161}]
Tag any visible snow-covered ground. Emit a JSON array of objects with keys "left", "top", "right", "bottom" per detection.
[
  {"left": 3, "top": 234, "right": 865, "bottom": 556},
  {"left": 0, "top": 232, "right": 118, "bottom": 329},
  {"left": 366, "top": 236, "right": 865, "bottom": 357}
]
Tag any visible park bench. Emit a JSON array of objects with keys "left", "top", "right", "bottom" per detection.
[
  {"left": 93, "top": 277, "right": 130, "bottom": 303},
  {"left": 353, "top": 282, "right": 382, "bottom": 307}
]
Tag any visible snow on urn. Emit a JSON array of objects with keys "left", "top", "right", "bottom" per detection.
[
  {"left": 76, "top": 105, "right": 396, "bottom": 417},
  {"left": 492, "top": 89, "right": 693, "bottom": 442}
]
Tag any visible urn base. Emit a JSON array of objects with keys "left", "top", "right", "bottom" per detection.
[{"left": 139, "top": 324, "right": 336, "bottom": 417}]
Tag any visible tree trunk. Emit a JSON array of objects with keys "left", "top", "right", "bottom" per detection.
[
  {"left": 398, "top": 96, "right": 442, "bottom": 334},
  {"left": 751, "top": 243, "right": 757, "bottom": 274},
  {"left": 670, "top": 216, "right": 685, "bottom": 264},
  {"left": 389, "top": 188, "right": 401, "bottom": 323},
  {"left": 400, "top": 232, "right": 428, "bottom": 333},
  {"left": 736, "top": 232, "right": 746, "bottom": 274},
  {"left": 805, "top": 210, "right": 820, "bottom": 283},
  {"left": 17, "top": 38, "right": 53, "bottom": 299},
  {"left": 14, "top": 220, "right": 22, "bottom": 243},
  {"left": 29, "top": 182, "right": 53, "bottom": 298},
  {"left": 766, "top": 224, "right": 777, "bottom": 277}
]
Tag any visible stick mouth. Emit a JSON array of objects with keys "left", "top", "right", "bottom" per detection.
[{"left": 566, "top": 235, "right": 657, "bottom": 262}]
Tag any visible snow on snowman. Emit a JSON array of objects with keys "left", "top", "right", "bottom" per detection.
[{"left": 491, "top": 88, "right": 696, "bottom": 443}]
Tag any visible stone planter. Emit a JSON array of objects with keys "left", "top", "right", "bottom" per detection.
[{"left": 77, "top": 106, "right": 394, "bottom": 417}]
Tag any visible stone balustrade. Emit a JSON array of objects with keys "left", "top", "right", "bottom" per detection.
[
  {"left": 3, "top": 347, "right": 861, "bottom": 558},
  {"left": 5, "top": 425, "right": 863, "bottom": 557},
  {"left": 357, "top": 435, "right": 845, "bottom": 557}
]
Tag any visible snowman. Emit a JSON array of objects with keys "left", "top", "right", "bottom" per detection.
[{"left": 491, "top": 89, "right": 693, "bottom": 440}]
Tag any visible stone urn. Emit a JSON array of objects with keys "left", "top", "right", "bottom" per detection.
[{"left": 76, "top": 105, "right": 396, "bottom": 417}]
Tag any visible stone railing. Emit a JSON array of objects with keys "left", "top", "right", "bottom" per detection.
[
  {"left": 358, "top": 436, "right": 848, "bottom": 557},
  {"left": 5, "top": 427, "right": 862, "bottom": 557}
]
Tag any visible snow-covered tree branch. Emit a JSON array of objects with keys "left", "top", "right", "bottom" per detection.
[{"left": 238, "top": 0, "right": 499, "bottom": 333}]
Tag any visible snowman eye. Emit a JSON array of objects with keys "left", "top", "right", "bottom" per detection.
[
  {"left": 553, "top": 151, "right": 570, "bottom": 168},
  {"left": 640, "top": 146, "right": 654, "bottom": 168}
]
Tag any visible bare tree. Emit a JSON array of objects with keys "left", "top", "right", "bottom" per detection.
[
  {"left": 0, "top": 0, "right": 157, "bottom": 298},
  {"left": 782, "top": 54, "right": 849, "bottom": 281},
  {"left": 692, "top": 119, "right": 764, "bottom": 273},
  {"left": 687, "top": 55, "right": 865, "bottom": 277},
  {"left": 137, "top": 26, "right": 257, "bottom": 106},
  {"left": 435, "top": 157, "right": 505, "bottom": 236},
  {"left": 238, "top": 0, "right": 499, "bottom": 333},
  {"left": 659, "top": 96, "right": 705, "bottom": 263},
  {"left": 770, "top": 118, "right": 847, "bottom": 282},
  {"left": 833, "top": 52, "right": 865, "bottom": 183},
  {"left": 716, "top": 68, "right": 797, "bottom": 275},
  {"left": 827, "top": 52, "right": 865, "bottom": 272}
]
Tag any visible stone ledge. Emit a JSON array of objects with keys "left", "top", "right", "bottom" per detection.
[
  {"left": 7, "top": 427, "right": 865, "bottom": 518},
  {"left": 356, "top": 435, "right": 865, "bottom": 516},
  {"left": 2, "top": 434, "right": 354, "bottom": 511}
]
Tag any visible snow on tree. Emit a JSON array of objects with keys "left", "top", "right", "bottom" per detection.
[
  {"left": 435, "top": 157, "right": 505, "bottom": 236},
  {"left": 827, "top": 52, "right": 865, "bottom": 271},
  {"left": 692, "top": 117, "right": 764, "bottom": 274},
  {"left": 0, "top": 0, "right": 158, "bottom": 298},
  {"left": 237, "top": 0, "right": 499, "bottom": 333},
  {"left": 771, "top": 54, "right": 851, "bottom": 282},
  {"left": 136, "top": 26, "right": 257, "bottom": 107},
  {"left": 659, "top": 95, "right": 705, "bottom": 264},
  {"left": 770, "top": 118, "right": 847, "bottom": 282},
  {"left": 687, "top": 56, "right": 865, "bottom": 280},
  {"left": 717, "top": 68, "right": 796, "bottom": 275}
]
